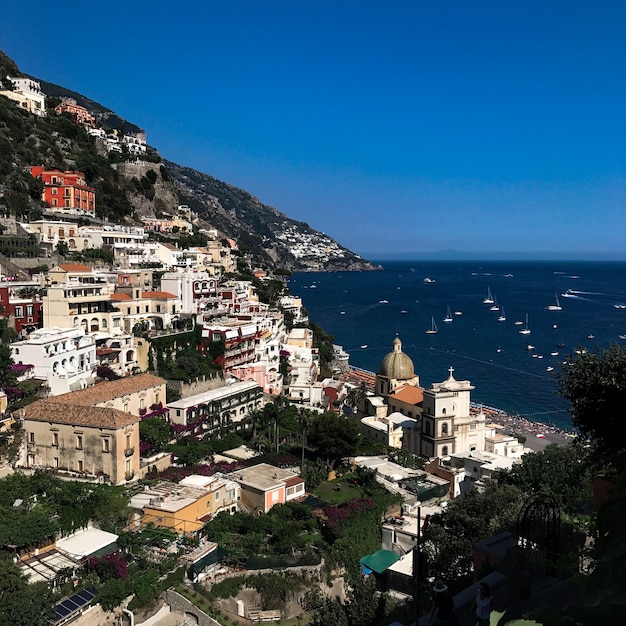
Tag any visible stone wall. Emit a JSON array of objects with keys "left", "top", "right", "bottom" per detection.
[
  {"left": 163, "top": 589, "right": 222, "bottom": 626},
  {"left": 168, "top": 375, "right": 225, "bottom": 399}
]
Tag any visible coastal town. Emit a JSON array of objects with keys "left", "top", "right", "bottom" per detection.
[{"left": 0, "top": 60, "right": 624, "bottom": 626}]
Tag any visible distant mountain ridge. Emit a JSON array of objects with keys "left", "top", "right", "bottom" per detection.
[{"left": 0, "top": 50, "right": 376, "bottom": 272}]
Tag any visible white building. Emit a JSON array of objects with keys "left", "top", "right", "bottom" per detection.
[
  {"left": 3, "top": 77, "right": 46, "bottom": 116},
  {"left": 167, "top": 380, "right": 264, "bottom": 434},
  {"left": 10, "top": 327, "right": 96, "bottom": 396}
]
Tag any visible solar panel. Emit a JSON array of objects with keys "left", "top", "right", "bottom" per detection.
[{"left": 51, "top": 588, "right": 98, "bottom": 624}]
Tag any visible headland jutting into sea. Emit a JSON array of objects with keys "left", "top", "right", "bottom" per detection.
[{"left": 291, "top": 259, "right": 626, "bottom": 434}]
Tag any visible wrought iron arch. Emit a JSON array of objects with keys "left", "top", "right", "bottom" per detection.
[{"left": 516, "top": 492, "right": 561, "bottom": 580}]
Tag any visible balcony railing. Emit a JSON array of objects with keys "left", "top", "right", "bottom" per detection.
[
  {"left": 124, "top": 447, "right": 135, "bottom": 457},
  {"left": 125, "top": 471, "right": 135, "bottom": 481}
]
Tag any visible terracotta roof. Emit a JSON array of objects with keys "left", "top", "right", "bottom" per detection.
[
  {"left": 284, "top": 475, "right": 305, "bottom": 487},
  {"left": 141, "top": 291, "right": 177, "bottom": 299},
  {"left": 111, "top": 293, "right": 132, "bottom": 301},
  {"left": 51, "top": 373, "right": 167, "bottom": 406},
  {"left": 58, "top": 263, "right": 92, "bottom": 273},
  {"left": 389, "top": 385, "right": 424, "bottom": 405},
  {"left": 24, "top": 399, "right": 137, "bottom": 429}
]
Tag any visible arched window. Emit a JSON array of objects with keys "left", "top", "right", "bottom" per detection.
[
  {"left": 442, "top": 407, "right": 447, "bottom": 415},
  {"left": 442, "top": 446, "right": 449, "bottom": 455},
  {"left": 442, "top": 422, "right": 448, "bottom": 435}
]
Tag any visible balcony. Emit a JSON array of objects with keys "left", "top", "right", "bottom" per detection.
[
  {"left": 125, "top": 471, "right": 135, "bottom": 481},
  {"left": 124, "top": 447, "right": 135, "bottom": 457}
]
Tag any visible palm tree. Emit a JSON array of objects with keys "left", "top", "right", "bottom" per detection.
[
  {"left": 344, "top": 381, "right": 368, "bottom": 417},
  {"left": 297, "top": 408, "right": 314, "bottom": 468}
]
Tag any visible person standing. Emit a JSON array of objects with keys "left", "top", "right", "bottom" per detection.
[
  {"left": 471, "top": 582, "right": 494, "bottom": 626},
  {"left": 429, "top": 579, "right": 457, "bottom": 625}
]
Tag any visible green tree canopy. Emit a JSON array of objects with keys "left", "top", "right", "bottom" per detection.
[
  {"left": 308, "top": 412, "right": 360, "bottom": 470},
  {"left": 557, "top": 344, "right": 626, "bottom": 469},
  {"left": 492, "top": 443, "right": 592, "bottom": 514}
]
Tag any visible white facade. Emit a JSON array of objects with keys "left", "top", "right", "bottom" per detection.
[
  {"left": 10, "top": 327, "right": 96, "bottom": 395},
  {"left": 6, "top": 77, "right": 46, "bottom": 116}
]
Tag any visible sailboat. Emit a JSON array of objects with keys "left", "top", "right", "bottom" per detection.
[
  {"left": 547, "top": 292, "right": 562, "bottom": 311},
  {"left": 425, "top": 316, "right": 438, "bottom": 334},
  {"left": 489, "top": 296, "right": 500, "bottom": 312},
  {"left": 518, "top": 314, "right": 531, "bottom": 335},
  {"left": 483, "top": 287, "right": 494, "bottom": 304},
  {"left": 497, "top": 306, "right": 506, "bottom": 322},
  {"left": 443, "top": 305, "right": 453, "bottom": 322}
]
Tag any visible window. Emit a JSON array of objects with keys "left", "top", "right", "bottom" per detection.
[
  {"left": 77, "top": 460, "right": 84, "bottom": 472},
  {"left": 214, "top": 491, "right": 220, "bottom": 501},
  {"left": 15, "top": 306, "right": 23, "bottom": 318},
  {"left": 52, "top": 432, "right": 58, "bottom": 447},
  {"left": 76, "top": 435, "right": 83, "bottom": 450},
  {"left": 103, "top": 438, "right": 110, "bottom": 453},
  {"left": 54, "top": 457, "right": 59, "bottom": 468},
  {"left": 29, "top": 432, "right": 35, "bottom": 443},
  {"left": 123, "top": 403, "right": 129, "bottom": 413},
  {"left": 442, "top": 446, "right": 448, "bottom": 455},
  {"left": 140, "top": 398, "right": 144, "bottom": 410},
  {"left": 52, "top": 188, "right": 57, "bottom": 195},
  {"left": 26, "top": 305, "right": 33, "bottom": 316},
  {"left": 442, "top": 422, "right": 448, "bottom": 435}
]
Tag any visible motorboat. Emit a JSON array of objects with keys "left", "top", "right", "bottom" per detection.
[
  {"left": 361, "top": 344, "right": 368, "bottom": 349},
  {"left": 423, "top": 277, "right": 436, "bottom": 284}
]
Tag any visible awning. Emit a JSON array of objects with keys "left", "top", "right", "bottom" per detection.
[{"left": 360, "top": 550, "right": 400, "bottom": 575}]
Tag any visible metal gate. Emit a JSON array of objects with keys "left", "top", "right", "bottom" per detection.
[{"left": 516, "top": 492, "right": 561, "bottom": 580}]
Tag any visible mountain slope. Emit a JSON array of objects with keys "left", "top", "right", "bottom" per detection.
[
  {"left": 0, "top": 50, "right": 377, "bottom": 271},
  {"left": 164, "top": 159, "right": 375, "bottom": 271}
]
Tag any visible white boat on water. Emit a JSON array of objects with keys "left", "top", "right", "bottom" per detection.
[
  {"left": 496, "top": 346, "right": 502, "bottom": 353},
  {"left": 519, "top": 314, "right": 531, "bottom": 335},
  {"left": 489, "top": 297, "right": 500, "bottom": 312},
  {"left": 497, "top": 306, "right": 506, "bottom": 322},
  {"left": 454, "top": 310, "right": 462, "bottom": 316},
  {"left": 551, "top": 351, "right": 559, "bottom": 356},
  {"left": 547, "top": 292, "right": 562, "bottom": 311},
  {"left": 615, "top": 304, "right": 626, "bottom": 310},
  {"left": 514, "top": 320, "right": 523, "bottom": 325},
  {"left": 361, "top": 344, "right": 368, "bottom": 349},
  {"left": 483, "top": 288, "right": 494, "bottom": 304},
  {"left": 425, "top": 317, "right": 438, "bottom": 335},
  {"left": 546, "top": 366, "right": 554, "bottom": 372},
  {"left": 443, "top": 305, "right": 453, "bottom": 322},
  {"left": 619, "top": 334, "right": 626, "bottom": 340},
  {"left": 423, "top": 277, "right": 436, "bottom": 284}
]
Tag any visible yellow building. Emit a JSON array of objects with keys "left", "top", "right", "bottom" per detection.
[{"left": 131, "top": 474, "right": 240, "bottom": 535}]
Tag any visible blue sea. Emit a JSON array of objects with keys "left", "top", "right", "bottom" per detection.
[{"left": 289, "top": 261, "right": 626, "bottom": 431}]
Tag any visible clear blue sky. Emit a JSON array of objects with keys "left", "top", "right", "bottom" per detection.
[{"left": 2, "top": 1, "right": 624, "bottom": 259}]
